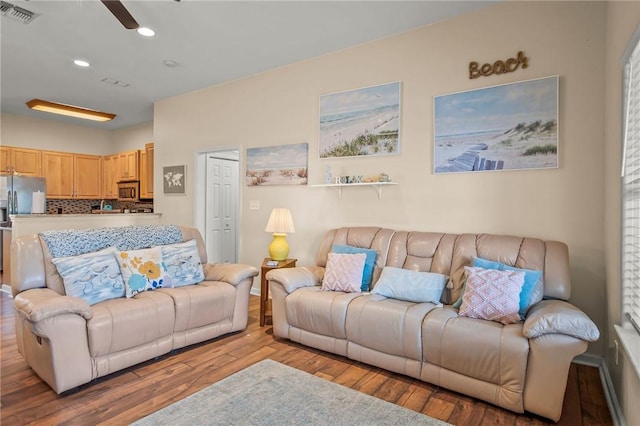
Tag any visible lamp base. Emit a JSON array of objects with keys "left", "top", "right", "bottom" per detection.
[{"left": 268, "top": 233, "right": 289, "bottom": 261}]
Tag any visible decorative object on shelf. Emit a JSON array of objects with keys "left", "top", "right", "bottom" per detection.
[
  {"left": 311, "top": 181, "right": 397, "bottom": 199},
  {"left": 246, "top": 143, "right": 308, "bottom": 186},
  {"left": 325, "top": 165, "right": 332, "bottom": 184},
  {"left": 469, "top": 51, "right": 529, "bottom": 79},
  {"left": 434, "top": 76, "right": 558, "bottom": 174},
  {"left": 264, "top": 207, "right": 295, "bottom": 261},
  {"left": 319, "top": 81, "right": 401, "bottom": 158},
  {"left": 163, "top": 165, "right": 186, "bottom": 194}
]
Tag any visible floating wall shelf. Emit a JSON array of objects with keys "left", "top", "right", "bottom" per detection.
[{"left": 310, "top": 182, "right": 398, "bottom": 199}]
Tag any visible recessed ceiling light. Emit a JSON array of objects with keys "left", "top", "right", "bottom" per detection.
[
  {"left": 73, "top": 59, "right": 90, "bottom": 67},
  {"left": 137, "top": 27, "right": 155, "bottom": 37}
]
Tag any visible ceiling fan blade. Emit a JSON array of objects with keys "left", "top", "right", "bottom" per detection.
[{"left": 100, "top": 0, "right": 139, "bottom": 30}]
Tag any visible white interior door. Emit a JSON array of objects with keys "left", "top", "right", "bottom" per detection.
[{"left": 205, "top": 154, "right": 238, "bottom": 263}]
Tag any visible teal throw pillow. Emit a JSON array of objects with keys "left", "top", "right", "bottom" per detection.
[
  {"left": 471, "top": 257, "right": 543, "bottom": 319},
  {"left": 372, "top": 266, "right": 447, "bottom": 304},
  {"left": 52, "top": 246, "right": 125, "bottom": 305},
  {"left": 161, "top": 239, "right": 205, "bottom": 287},
  {"left": 331, "top": 244, "right": 377, "bottom": 291}
]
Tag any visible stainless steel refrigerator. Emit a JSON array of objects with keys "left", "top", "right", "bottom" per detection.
[{"left": 0, "top": 175, "right": 47, "bottom": 217}]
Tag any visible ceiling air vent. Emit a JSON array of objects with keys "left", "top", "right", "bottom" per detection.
[{"left": 1, "top": 1, "right": 38, "bottom": 24}]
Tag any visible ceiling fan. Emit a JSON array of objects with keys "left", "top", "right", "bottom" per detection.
[{"left": 100, "top": 0, "right": 139, "bottom": 30}]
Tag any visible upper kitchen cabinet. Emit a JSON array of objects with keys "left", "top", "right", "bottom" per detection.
[
  {"left": 102, "top": 154, "right": 119, "bottom": 199},
  {"left": 0, "top": 146, "right": 42, "bottom": 176},
  {"left": 118, "top": 150, "right": 139, "bottom": 181},
  {"left": 42, "top": 151, "right": 102, "bottom": 199},
  {"left": 74, "top": 155, "right": 102, "bottom": 199},
  {"left": 139, "top": 143, "right": 154, "bottom": 199}
]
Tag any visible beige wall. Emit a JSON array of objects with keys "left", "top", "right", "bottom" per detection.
[
  {"left": 155, "top": 1, "right": 607, "bottom": 355},
  {"left": 604, "top": 2, "right": 640, "bottom": 425},
  {"left": 0, "top": 113, "right": 152, "bottom": 155}
]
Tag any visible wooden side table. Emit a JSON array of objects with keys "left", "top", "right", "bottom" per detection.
[{"left": 260, "top": 258, "right": 296, "bottom": 327}]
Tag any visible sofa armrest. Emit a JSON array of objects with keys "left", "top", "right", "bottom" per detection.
[
  {"left": 523, "top": 299, "right": 599, "bottom": 342},
  {"left": 266, "top": 266, "right": 324, "bottom": 294},
  {"left": 13, "top": 288, "right": 93, "bottom": 323},
  {"left": 203, "top": 263, "right": 259, "bottom": 286}
]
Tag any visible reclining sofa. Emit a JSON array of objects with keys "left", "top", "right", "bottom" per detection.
[
  {"left": 10, "top": 225, "right": 258, "bottom": 394},
  {"left": 267, "top": 227, "right": 600, "bottom": 421}
]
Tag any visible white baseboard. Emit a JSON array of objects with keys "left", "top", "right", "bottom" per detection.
[{"left": 574, "top": 354, "right": 625, "bottom": 426}]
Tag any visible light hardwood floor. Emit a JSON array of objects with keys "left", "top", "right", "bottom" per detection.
[{"left": 0, "top": 291, "right": 612, "bottom": 425}]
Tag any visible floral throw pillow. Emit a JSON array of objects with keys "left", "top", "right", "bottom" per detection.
[
  {"left": 459, "top": 266, "right": 525, "bottom": 325},
  {"left": 118, "top": 247, "right": 166, "bottom": 298},
  {"left": 321, "top": 252, "right": 366, "bottom": 293}
]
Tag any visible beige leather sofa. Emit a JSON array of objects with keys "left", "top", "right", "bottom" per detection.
[
  {"left": 267, "top": 227, "right": 599, "bottom": 422},
  {"left": 10, "top": 225, "right": 258, "bottom": 394}
]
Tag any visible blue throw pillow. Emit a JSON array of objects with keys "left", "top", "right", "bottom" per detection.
[
  {"left": 472, "top": 257, "right": 543, "bottom": 319},
  {"left": 331, "top": 244, "right": 377, "bottom": 291},
  {"left": 372, "top": 267, "right": 447, "bottom": 303}
]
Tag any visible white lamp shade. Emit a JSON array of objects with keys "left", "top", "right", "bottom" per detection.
[{"left": 264, "top": 208, "right": 295, "bottom": 234}]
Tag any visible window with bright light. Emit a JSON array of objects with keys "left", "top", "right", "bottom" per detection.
[{"left": 621, "top": 27, "right": 640, "bottom": 335}]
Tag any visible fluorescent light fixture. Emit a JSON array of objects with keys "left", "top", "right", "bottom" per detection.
[
  {"left": 26, "top": 99, "right": 116, "bottom": 122},
  {"left": 137, "top": 27, "right": 155, "bottom": 37},
  {"left": 73, "top": 59, "right": 90, "bottom": 67}
]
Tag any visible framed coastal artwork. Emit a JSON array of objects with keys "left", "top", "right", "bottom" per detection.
[
  {"left": 434, "top": 75, "right": 558, "bottom": 174},
  {"left": 319, "top": 81, "right": 401, "bottom": 158},
  {"left": 246, "top": 143, "right": 308, "bottom": 186},
  {"left": 163, "top": 165, "right": 186, "bottom": 194}
]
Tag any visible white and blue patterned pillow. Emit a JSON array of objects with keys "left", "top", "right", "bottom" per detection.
[
  {"left": 51, "top": 247, "right": 125, "bottom": 305},
  {"left": 161, "top": 239, "right": 205, "bottom": 287}
]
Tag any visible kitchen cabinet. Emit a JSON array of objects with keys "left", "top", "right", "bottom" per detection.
[
  {"left": 139, "top": 143, "right": 154, "bottom": 199},
  {"left": 42, "top": 151, "right": 102, "bottom": 199},
  {"left": 0, "top": 146, "right": 42, "bottom": 176},
  {"left": 118, "top": 150, "right": 139, "bottom": 181},
  {"left": 102, "top": 154, "right": 119, "bottom": 199}
]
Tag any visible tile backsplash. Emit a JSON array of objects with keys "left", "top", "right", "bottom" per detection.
[{"left": 46, "top": 199, "right": 154, "bottom": 215}]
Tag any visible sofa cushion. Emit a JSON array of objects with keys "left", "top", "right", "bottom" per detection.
[
  {"left": 321, "top": 252, "right": 366, "bottom": 293},
  {"left": 346, "top": 294, "right": 438, "bottom": 361},
  {"left": 285, "top": 286, "right": 362, "bottom": 339},
  {"left": 161, "top": 239, "right": 205, "bottom": 288},
  {"left": 472, "top": 257, "right": 543, "bottom": 319},
  {"left": 331, "top": 244, "right": 377, "bottom": 291},
  {"left": 372, "top": 267, "right": 447, "bottom": 304},
  {"left": 118, "top": 247, "right": 167, "bottom": 297},
  {"left": 158, "top": 282, "right": 236, "bottom": 332},
  {"left": 51, "top": 247, "right": 125, "bottom": 305},
  {"left": 459, "top": 266, "right": 525, "bottom": 325},
  {"left": 87, "top": 290, "right": 175, "bottom": 357}
]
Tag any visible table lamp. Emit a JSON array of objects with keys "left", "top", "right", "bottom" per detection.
[{"left": 264, "top": 207, "right": 295, "bottom": 261}]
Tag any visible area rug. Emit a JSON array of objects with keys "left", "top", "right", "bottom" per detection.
[{"left": 131, "top": 359, "right": 449, "bottom": 425}]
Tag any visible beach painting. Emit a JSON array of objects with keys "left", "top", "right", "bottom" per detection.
[
  {"left": 319, "top": 81, "right": 401, "bottom": 158},
  {"left": 434, "top": 76, "right": 558, "bottom": 174},
  {"left": 246, "top": 143, "right": 308, "bottom": 186}
]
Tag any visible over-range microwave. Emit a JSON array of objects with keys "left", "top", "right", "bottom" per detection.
[{"left": 117, "top": 180, "right": 139, "bottom": 201}]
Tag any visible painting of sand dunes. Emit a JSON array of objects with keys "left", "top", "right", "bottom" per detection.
[
  {"left": 246, "top": 143, "right": 308, "bottom": 186},
  {"left": 434, "top": 76, "right": 558, "bottom": 174},
  {"left": 319, "top": 81, "right": 400, "bottom": 158}
]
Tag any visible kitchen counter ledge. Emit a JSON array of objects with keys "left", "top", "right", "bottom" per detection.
[{"left": 8, "top": 213, "right": 162, "bottom": 240}]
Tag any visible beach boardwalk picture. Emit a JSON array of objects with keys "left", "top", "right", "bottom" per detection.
[
  {"left": 434, "top": 76, "right": 558, "bottom": 174},
  {"left": 319, "top": 81, "right": 400, "bottom": 158},
  {"left": 246, "top": 143, "right": 308, "bottom": 186}
]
